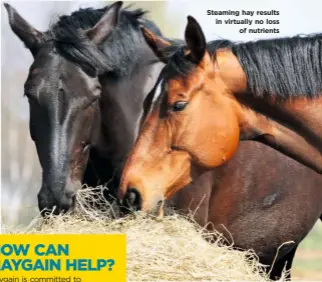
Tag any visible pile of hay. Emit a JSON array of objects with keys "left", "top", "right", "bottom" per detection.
[{"left": 4, "top": 187, "right": 283, "bottom": 281}]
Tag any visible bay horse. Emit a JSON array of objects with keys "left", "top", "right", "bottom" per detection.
[
  {"left": 118, "top": 18, "right": 322, "bottom": 280},
  {"left": 4, "top": 2, "right": 164, "bottom": 214},
  {"left": 119, "top": 16, "right": 322, "bottom": 208}
]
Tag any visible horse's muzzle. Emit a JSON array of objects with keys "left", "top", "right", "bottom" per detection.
[{"left": 37, "top": 180, "right": 81, "bottom": 216}]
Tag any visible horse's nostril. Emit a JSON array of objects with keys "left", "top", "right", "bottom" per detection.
[
  {"left": 128, "top": 191, "right": 136, "bottom": 205},
  {"left": 124, "top": 187, "right": 141, "bottom": 210},
  {"left": 65, "top": 190, "right": 75, "bottom": 199}
]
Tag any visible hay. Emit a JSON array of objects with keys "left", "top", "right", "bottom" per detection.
[{"left": 3, "top": 186, "right": 284, "bottom": 281}]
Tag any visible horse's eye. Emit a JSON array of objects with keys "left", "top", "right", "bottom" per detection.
[{"left": 171, "top": 101, "right": 188, "bottom": 112}]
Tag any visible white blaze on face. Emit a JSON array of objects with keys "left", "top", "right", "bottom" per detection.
[
  {"left": 135, "top": 76, "right": 166, "bottom": 138},
  {"left": 152, "top": 78, "right": 164, "bottom": 105},
  {"left": 133, "top": 62, "right": 165, "bottom": 140}
]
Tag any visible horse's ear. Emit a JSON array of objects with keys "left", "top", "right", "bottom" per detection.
[
  {"left": 184, "top": 16, "right": 206, "bottom": 63},
  {"left": 4, "top": 3, "right": 45, "bottom": 56},
  {"left": 141, "top": 27, "right": 171, "bottom": 63},
  {"left": 86, "top": 1, "right": 123, "bottom": 45}
]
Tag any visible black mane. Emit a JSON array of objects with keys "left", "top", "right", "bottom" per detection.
[
  {"left": 161, "top": 39, "right": 233, "bottom": 77},
  {"left": 232, "top": 34, "right": 322, "bottom": 99},
  {"left": 164, "top": 34, "right": 322, "bottom": 99},
  {"left": 45, "top": 4, "right": 161, "bottom": 76}
]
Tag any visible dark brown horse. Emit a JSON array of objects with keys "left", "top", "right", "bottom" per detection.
[
  {"left": 4, "top": 2, "right": 164, "bottom": 214},
  {"left": 169, "top": 142, "right": 322, "bottom": 280},
  {"left": 118, "top": 18, "right": 322, "bottom": 280}
]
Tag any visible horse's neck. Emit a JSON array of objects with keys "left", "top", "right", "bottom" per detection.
[
  {"left": 236, "top": 91, "right": 322, "bottom": 174},
  {"left": 97, "top": 47, "right": 163, "bottom": 167},
  {"left": 215, "top": 49, "right": 322, "bottom": 173}
]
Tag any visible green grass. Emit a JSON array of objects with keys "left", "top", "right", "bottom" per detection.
[
  {"left": 293, "top": 222, "right": 322, "bottom": 280},
  {"left": 298, "top": 222, "right": 322, "bottom": 250},
  {"left": 294, "top": 259, "right": 322, "bottom": 271}
]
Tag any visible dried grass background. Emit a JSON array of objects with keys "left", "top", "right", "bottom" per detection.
[{"left": 3, "top": 187, "right": 286, "bottom": 282}]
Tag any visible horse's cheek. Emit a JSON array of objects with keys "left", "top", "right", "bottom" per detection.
[
  {"left": 214, "top": 112, "right": 240, "bottom": 163},
  {"left": 189, "top": 114, "right": 240, "bottom": 169}
]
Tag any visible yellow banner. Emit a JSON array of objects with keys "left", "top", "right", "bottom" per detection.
[{"left": 0, "top": 234, "right": 126, "bottom": 282}]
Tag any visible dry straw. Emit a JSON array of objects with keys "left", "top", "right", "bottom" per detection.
[{"left": 3, "top": 186, "right": 286, "bottom": 281}]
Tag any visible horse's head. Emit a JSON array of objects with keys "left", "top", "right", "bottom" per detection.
[
  {"left": 119, "top": 16, "right": 245, "bottom": 213},
  {"left": 4, "top": 2, "right": 123, "bottom": 214}
]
